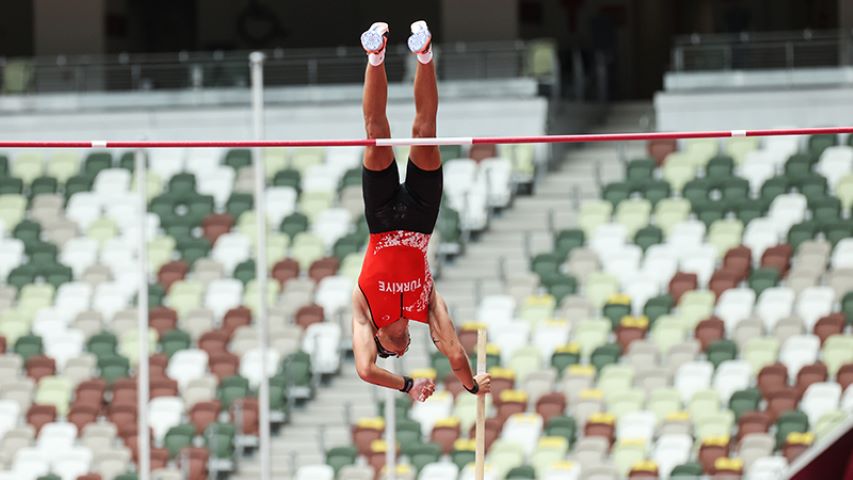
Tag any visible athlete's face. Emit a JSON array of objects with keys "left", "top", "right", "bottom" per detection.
[{"left": 377, "top": 321, "right": 411, "bottom": 357}]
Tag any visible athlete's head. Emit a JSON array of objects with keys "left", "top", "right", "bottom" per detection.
[{"left": 374, "top": 319, "right": 411, "bottom": 358}]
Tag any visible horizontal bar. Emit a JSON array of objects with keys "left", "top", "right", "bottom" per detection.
[
  {"left": 376, "top": 137, "right": 473, "bottom": 147},
  {"left": 0, "top": 126, "right": 851, "bottom": 149}
]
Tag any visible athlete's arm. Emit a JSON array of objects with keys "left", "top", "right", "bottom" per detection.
[
  {"left": 428, "top": 291, "right": 491, "bottom": 393},
  {"left": 351, "top": 290, "right": 435, "bottom": 401}
]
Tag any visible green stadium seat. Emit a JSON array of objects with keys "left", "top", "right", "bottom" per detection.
[
  {"left": 719, "top": 176, "right": 750, "bottom": 201},
  {"left": 205, "top": 422, "right": 236, "bottom": 459},
  {"left": 706, "top": 155, "right": 734, "bottom": 178},
  {"left": 377, "top": 397, "right": 412, "bottom": 420},
  {"left": 626, "top": 158, "right": 655, "bottom": 182},
  {"left": 670, "top": 462, "right": 704, "bottom": 478},
  {"left": 602, "top": 182, "right": 631, "bottom": 207},
  {"left": 695, "top": 201, "right": 726, "bottom": 227},
  {"left": 333, "top": 234, "right": 362, "bottom": 260},
  {"left": 407, "top": 442, "right": 442, "bottom": 472},
  {"left": 541, "top": 275, "right": 575, "bottom": 307},
  {"left": 394, "top": 419, "right": 420, "bottom": 445},
  {"left": 226, "top": 193, "right": 253, "bottom": 219},
  {"left": 842, "top": 292, "right": 853, "bottom": 326},
  {"left": 0, "top": 155, "right": 7, "bottom": 175},
  {"left": 273, "top": 169, "right": 301, "bottom": 190},
  {"left": 603, "top": 302, "right": 631, "bottom": 330},
  {"left": 775, "top": 410, "right": 809, "bottom": 448},
  {"left": 114, "top": 474, "right": 138, "bottom": 480},
  {"left": 176, "top": 238, "right": 211, "bottom": 266},
  {"left": 760, "top": 176, "right": 789, "bottom": 203},
  {"left": 551, "top": 346, "right": 581, "bottom": 374},
  {"left": 13, "top": 219, "right": 41, "bottom": 244},
  {"left": 640, "top": 179, "right": 671, "bottom": 206},
  {"left": 431, "top": 351, "right": 452, "bottom": 382},
  {"left": 554, "top": 229, "right": 585, "bottom": 258},
  {"left": 544, "top": 416, "right": 577, "bottom": 446},
  {"left": 7, "top": 264, "right": 37, "bottom": 290},
  {"left": 707, "top": 339, "right": 738, "bottom": 368},
  {"left": 788, "top": 221, "right": 816, "bottom": 252},
  {"left": 37, "top": 474, "right": 61, "bottom": 480},
  {"left": 281, "top": 351, "right": 313, "bottom": 395},
  {"left": 531, "top": 253, "right": 562, "bottom": 279},
  {"left": 797, "top": 174, "right": 828, "bottom": 201},
  {"left": 810, "top": 196, "right": 841, "bottom": 223},
  {"left": 160, "top": 329, "right": 191, "bottom": 357},
  {"left": 0, "top": 177, "right": 24, "bottom": 195},
  {"left": 451, "top": 445, "right": 476, "bottom": 471},
  {"left": 64, "top": 174, "right": 93, "bottom": 199},
  {"left": 748, "top": 267, "right": 779, "bottom": 295},
  {"left": 729, "top": 388, "right": 761, "bottom": 420},
  {"left": 87, "top": 332, "right": 118, "bottom": 359},
  {"left": 84, "top": 152, "right": 113, "bottom": 176},
  {"left": 99, "top": 354, "right": 130, "bottom": 384},
  {"left": 634, "top": 225, "right": 663, "bottom": 252},
  {"left": 506, "top": 465, "right": 536, "bottom": 479},
  {"left": 224, "top": 149, "right": 252, "bottom": 170},
  {"left": 233, "top": 260, "right": 256, "bottom": 285},
  {"left": 118, "top": 151, "right": 136, "bottom": 170},
  {"left": 14, "top": 334, "right": 43, "bottom": 361},
  {"left": 338, "top": 168, "right": 362, "bottom": 191},
  {"left": 784, "top": 153, "right": 814, "bottom": 179},
  {"left": 440, "top": 145, "right": 463, "bottom": 160},
  {"left": 168, "top": 172, "right": 197, "bottom": 195},
  {"left": 217, "top": 375, "right": 251, "bottom": 409},
  {"left": 164, "top": 423, "right": 196, "bottom": 457},
  {"left": 643, "top": 295, "right": 673, "bottom": 323},
  {"left": 590, "top": 343, "right": 621, "bottom": 371},
  {"left": 733, "top": 197, "right": 769, "bottom": 226},
  {"left": 148, "top": 283, "right": 166, "bottom": 307},
  {"left": 280, "top": 212, "right": 310, "bottom": 239},
  {"left": 326, "top": 445, "right": 358, "bottom": 474},
  {"left": 30, "top": 176, "right": 58, "bottom": 197},
  {"left": 41, "top": 263, "right": 74, "bottom": 288},
  {"left": 808, "top": 134, "right": 837, "bottom": 158}
]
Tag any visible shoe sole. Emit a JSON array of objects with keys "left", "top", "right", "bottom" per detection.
[
  {"left": 361, "top": 31, "right": 386, "bottom": 53},
  {"left": 407, "top": 31, "right": 431, "bottom": 54}
]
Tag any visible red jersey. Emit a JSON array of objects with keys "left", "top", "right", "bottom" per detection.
[{"left": 358, "top": 230, "right": 433, "bottom": 328}]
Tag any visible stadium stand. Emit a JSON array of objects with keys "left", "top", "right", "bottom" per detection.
[
  {"left": 266, "top": 113, "right": 853, "bottom": 479},
  {"left": 0, "top": 115, "right": 543, "bottom": 479}
]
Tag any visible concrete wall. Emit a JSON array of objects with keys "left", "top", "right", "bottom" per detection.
[
  {"left": 655, "top": 86, "right": 853, "bottom": 131},
  {"left": 0, "top": 96, "right": 547, "bottom": 144},
  {"left": 33, "top": 0, "right": 105, "bottom": 55}
]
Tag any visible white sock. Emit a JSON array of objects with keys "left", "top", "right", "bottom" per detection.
[
  {"left": 368, "top": 50, "right": 386, "bottom": 66},
  {"left": 416, "top": 50, "right": 433, "bottom": 65}
]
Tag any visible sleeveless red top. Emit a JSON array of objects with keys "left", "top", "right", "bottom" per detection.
[{"left": 358, "top": 230, "right": 433, "bottom": 328}]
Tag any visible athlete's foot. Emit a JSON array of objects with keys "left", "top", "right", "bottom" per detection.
[
  {"left": 407, "top": 20, "right": 433, "bottom": 64},
  {"left": 361, "top": 22, "right": 389, "bottom": 66}
]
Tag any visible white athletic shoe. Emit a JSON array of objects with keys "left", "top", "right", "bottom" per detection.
[
  {"left": 361, "top": 22, "right": 389, "bottom": 54},
  {"left": 407, "top": 20, "right": 432, "bottom": 54}
]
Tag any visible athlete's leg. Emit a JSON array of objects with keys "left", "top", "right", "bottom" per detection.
[
  {"left": 408, "top": 21, "right": 441, "bottom": 172},
  {"left": 362, "top": 22, "right": 395, "bottom": 172}
]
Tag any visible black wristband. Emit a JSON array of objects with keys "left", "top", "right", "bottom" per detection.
[
  {"left": 464, "top": 382, "right": 480, "bottom": 395},
  {"left": 400, "top": 376, "right": 413, "bottom": 393}
]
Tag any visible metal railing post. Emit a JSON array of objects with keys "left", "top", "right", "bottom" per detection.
[{"left": 249, "top": 50, "right": 272, "bottom": 480}]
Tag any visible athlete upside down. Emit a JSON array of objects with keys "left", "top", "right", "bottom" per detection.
[{"left": 351, "top": 20, "right": 491, "bottom": 402}]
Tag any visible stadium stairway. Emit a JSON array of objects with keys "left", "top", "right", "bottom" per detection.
[{"left": 233, "top": 103, "right": 652, "bottom": 480}]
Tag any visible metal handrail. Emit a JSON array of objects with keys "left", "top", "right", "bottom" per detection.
[
  {"left": 0, "top": 40, "right": 557, "bottom": 95},
  {"left": 671, "top": 29, "right": 853, "bottom": 71}
]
